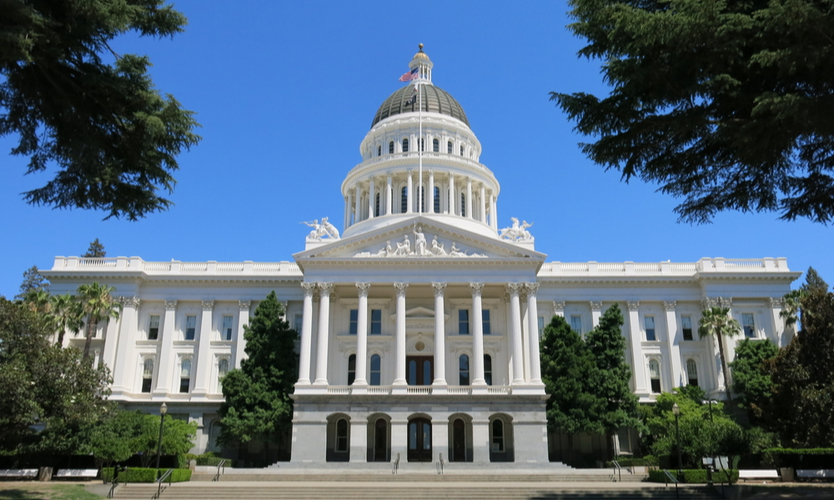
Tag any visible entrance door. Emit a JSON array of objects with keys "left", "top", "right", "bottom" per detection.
[
  {"left": 452, "top": 418, "right": 466, "bottom": 462},
  {"left": 407, "top": 418, "right": 432, "bottom": 462},
  {"left": 407, "top": 356, "right": 433, "bottom": 385},
  {"left": 373, "top": 418, "right": 388, "bottom": 462}
]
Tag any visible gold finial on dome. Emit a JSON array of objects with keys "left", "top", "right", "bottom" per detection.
[{"left": 413, "top": 43, "right": 429, "bottom": 60}]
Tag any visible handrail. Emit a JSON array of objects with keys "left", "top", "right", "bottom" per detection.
[
  {"left": 392, "top": 453, "right": 400, "bottom": 475},
  {"left": 662, "top": 469, "right": 679, "bottom": 499},
  {"left": 107, "top": 466, "right": 128, "bottom": 499},
  {"left": 212, "top": 460, "right": 226, "bottom": 482},
  {"left": 611, "top": 460, "right": 621, "bottom": 482},
  {"left": 436, "top": 453, "right": 444, "bottom": 475},
  {"left": 151, "top": 468, "right": 173, "bottom": 499}
]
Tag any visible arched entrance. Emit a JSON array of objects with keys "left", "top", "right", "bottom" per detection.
[
  {"left": 373, "top": 417, "right": 389, "bottom": 461},
  {"left": 407, "top": 417, "right": 432, "bottom": 462},
  {"left": 453, "top": 418, "right": 466, "bottom": 461}
]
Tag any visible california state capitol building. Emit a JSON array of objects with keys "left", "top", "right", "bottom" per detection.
[{"left": 43, "top": 46, "right": 800, "bottom": 467}]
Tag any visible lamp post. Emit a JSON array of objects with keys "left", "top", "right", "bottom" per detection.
[
  {"left": 155, "top": 403, "right": 167, "bottom": 470},
  {"left": 672, "top": 403, "right": 682, "bottom": 479}
]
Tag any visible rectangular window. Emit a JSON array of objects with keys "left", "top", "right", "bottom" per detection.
[
  {"left": 142, "top": 358, "right": 154, "bottom": 393},
  {"left": 370, "top": 309, "right": 382, "bottom": 335},
  {"left": 459, "top": 309, "right": 470, "bottom": 335},
  {"left": 482, "top": 310, "right": 491, "bottom": 335},
  {"left": 645, "top": 316, "right": 656, "bottom": 341},
  {"left": 570, "top": 315, "right": 582, "bottom": 334},
  {"left": 294, "top": 314, "right": 303, "bottom": 333},
  {"left": 538, "top": 316, "right": 545, "bottom": 335},
  {"left": 349, "top": 309, "right": 358, "bottom": 335},
  {"left": 148, "top": 315, "right": 160, "bottom": 340},
  {"left": 649, "top": 360, "right": 661, "bottom": 393},
  {"left": 681, "top": 315, "right": 693, "bottom": 341},
  {"left": 180, "top": 359, "right": 191, "bottom": 393},
  {"left": 742, "top": 313, "right": 756, "bottom": 338},
  {"left": 185, "top": 315, "right": 196, "bottom": 340},
  {"left": 222, "top": 315, "right": 233, "bottom": 341}
]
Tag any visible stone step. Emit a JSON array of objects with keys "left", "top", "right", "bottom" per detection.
[{"left": 190, "top": 472, "right": 647, "bottom": 482}]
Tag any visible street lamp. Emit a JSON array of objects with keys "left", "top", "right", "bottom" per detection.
[
  {"left": 155, "top": 403, "right": 167, "bottom": 470},
  {"left": 672, "top": 403, "right": 682, "bottom": 479}
]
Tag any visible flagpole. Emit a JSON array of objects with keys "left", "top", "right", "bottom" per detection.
[{"left": 418, "top": 74, "right": 423, "bottom": 214}]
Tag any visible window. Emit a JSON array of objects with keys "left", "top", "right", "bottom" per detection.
[
  {"left": 419, "top": 138, "right": 424, "bottom": 151},
  {"left": 218, "top": 358, "right": 229, "bottom": 380},
  {"left": 484, "top": 354, "right": 492, "bottom": 386},
  {"left": 377, "top": 145, "right": 381, "bottom": 156},
  {"left": 447, "top": 141, "right": 453, "bottom": 154},
  {"left": 459, "top": 309, "right": 470, "bottom": 334},
  {"left": 389, "top": 141, "right": 394, "bottom": 154},
  {"left": 348, "top": 354, "right": 356, "bottom": 385},
  {"left": 645, "top": 316, "right": 656, "bottom": 341},
  {"left": 185, "top": 315, "right": 196, "bottom": 340},
  {"left": 742, "top": 313, "right": 756, "bottom": 338},
  {"left": 482, "top": 310, "right": 491, "bottom": 335},
  {"left": 460, "top": 193, "right": 466, "bottom": 217},
  {"left": 370, "top": 354, "right": 381, "bottom": 386},
  {"left": 686, "top": 359, "right": 699, "bottom": 387},
  {"left": 375, "top": 193, "right": 380, "bottom": 216},
  {"left": 294, "top": 314, "right": 303, "bottom": 334},
  {"left": 492, "top": 420, "right": 504, "bottom": 452},
  {"left": 148, "top": 315, "right": 160, "bottom": 340},
  {"left": 370, "top": 309, "right": 382, "bottom": 335},
  {"left": 681, "top": 315, "right": 693, "bottom": 341},
  {"left": 433, "top": 187, "right": 440, "bottom": 213},
  {"left": 460, "top": 145, "right": 464, "bottom": 156},
  {"left": 180, "top": 359, "right": 191, "bottom": 393},
  {"left": 432, "top": 138, "right": 439, "bottom": 152},
  {"left": 570, "top": 315, "right": 582, "bottom": 334},
  {"left": 459, "top": 354, "right": 470, "bottom": 385},
  {"left": 402, "top": 138, "right": 409, "bottom": 152},
  {"left": 349, "top": 309, "right": 358, "bottom": 335},
  {"left": 142, "top": 358, "right": 154, "bottom": 393},
  {"left": 538, "top": 316, "right": 545, "bottom": 335},
  {"left": 649, "top": 359, "right": 661, "bottom": 393},
  {"left": 336, "top": 419, "right": 348, "bottom": 452},
  {"left": 222, "top": 315, "right": 233, "bottom": 341},
  {"left": 401, "top": 187, "right": 408, "bottom": 213}
]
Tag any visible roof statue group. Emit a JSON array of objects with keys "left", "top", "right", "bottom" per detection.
[
  {"left": 303, "top": 217, "right": 340, "bottom": 241},
  {"left": 353, "top": 224, "right": 487, "bottom": 258},
  {"left": 499, "top": 218, "right": 534, "bottom": 243}
]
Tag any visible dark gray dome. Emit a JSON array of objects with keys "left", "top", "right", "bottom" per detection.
[{"left": 371, "top": 84, "right": 469, "bottom": 128}]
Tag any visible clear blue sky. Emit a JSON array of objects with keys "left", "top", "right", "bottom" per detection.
[{"left": 1, "top": 0, "right": 830, "bottom": 298}]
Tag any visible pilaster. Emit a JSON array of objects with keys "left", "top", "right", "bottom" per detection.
[
  {"left": 432, "top": 282, "right": 447, "bottom": 389},
  {"left": 235, "top": 301, "right": 251, "bottom": 369},
  {"left": 393, "top": 282, "right": 409, "bottom": 389},
  {"left": 627, "top": 301, "right": 647, "bottom": 394},
  {"left": 664, "top": 301, "right": 682, "bottom": 388},
  {"left": 192, "top": 300, "right": 215, "bottom": 396},
  {"left": 154, "top": 300, "right": 178, "bottom": 394}
]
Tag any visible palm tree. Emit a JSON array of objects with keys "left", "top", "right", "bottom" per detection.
[
  {"left": 23, "top": 289, "right": 52, "bottom": 314},
  {"left": 77, "top": 282, "right": 121, "bottom": 361},
  {"left": 698, "top": 306, "right": 741, "bottom": 402},
  {"left": 780, "top": 289, "right": 805, "bottom": 331},
  {"left": 50, "top": 293, "right": 84, "bottom": 346}
]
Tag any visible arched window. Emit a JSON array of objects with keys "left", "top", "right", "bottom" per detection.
[
  {"left": 218, "top": 358, "right": 229, "bottom": 381},
  {"left": 336, "top": 419, "right": 348, "bottom": 452},
  {"left": 375, "top": 193, "right": 381, "bottom": 217},
  {"left": 460, "top": 193, "right": 466, "bottom": 217},
  {"left": 460, "top": 144, "right": 465, "bottom": 156},
  {"left": 370, "top": 354, "right": 381, "bottom": 386},
  {"left": 403, "top": 138, "right": 409, "bottom": 152},
  {"left": 377, "top": 145, "right": 381, "bottom": 156},
  {"left": 142, "top": 358, "right": 154, "bottom": 393},
  {"left": 492, "top": 420, "right": 504, "bottom": 452},
  {"left": 432, "top": 138, "right": 439, "bottom": 152},
  {"left": 447, "top": 141, "right": 453, "bottom": 154},
  {"left": 389, "top": 141, "right": 394, "bottom": 154},
  {"left": 484, "top": 355, "right": 492, "bottom": 386},
  {"left": 401, "top": 187, "right": 408, "bottom": 213},
  {"left": 687, "top": 359, "right": 699, "bottom": 387},
  {"left": 459, "top": 354, "right": 470, "bottom": 386},
  {"left": 180, "top": 358, "right": 191, "bottom": 393},
  {"left": 433, "top": 187, "right": 440, "bottom": 213},
  {"left": 649, "top": 359, "right": 661, "bottom": 393}
]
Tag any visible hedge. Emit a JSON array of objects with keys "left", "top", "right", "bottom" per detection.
[
  {"left": 761, "top": 448, "right": 834, "bottom": 469},
  {"left": 648, "top": 469, "right": 739, "bottom": 484},
  {"left": 101, "top": 468, "right": 192, "bottom": 483},
  {"left": 605, "top": 458, "right": 655, "bottom": 467},
  {"left": 195, "top": 456, "right": 234, "bottom": 467}
]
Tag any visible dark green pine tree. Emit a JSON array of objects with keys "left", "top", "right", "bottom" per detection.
[
  {"left": 729, "top": 338, "right": 779, "bottom": 424},
  {"left": 14, "top": 266, "right": 49, "bottom": 301},
  {"left": 540, "top": 315, "right": 604, "bottom": 462},
  {"left": 218, "top": 292, "right": 298, "bottom": 458},
  {"left": 584, "top": 304, "right": 640, "bottom": 459},
  {"left": 83, "top": 239, "right": 106, "bottom": 258},
  {"left": 801, "top": 267, "right": 830, "bottom": 294}
]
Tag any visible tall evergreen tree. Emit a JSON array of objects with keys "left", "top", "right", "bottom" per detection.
[
  {"left": 729, "top": 338, "right": 779, "bottom": 423},
  {"left": 83, "top": 239, "right": 106, "bottom": 258},
  {"left": 218, "top": 292, "right": 298, "bottom": 456},
  {"left": 15, "top": 266, "right": 49, "bottom": 300},
  {"left": 801, "top": 267, "right": 830, "bottom": 294}
]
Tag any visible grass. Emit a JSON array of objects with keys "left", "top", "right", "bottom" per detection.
[{"left": 0, "top": 484, "right": 103, "bottom": 500}]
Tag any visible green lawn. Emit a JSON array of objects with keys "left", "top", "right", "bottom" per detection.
[{"left": 0, "top": 484, "right": 103, "bottom": 500}]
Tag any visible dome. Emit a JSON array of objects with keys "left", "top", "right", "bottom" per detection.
[{"left": 371, "top": 84, "right": 470, "bottom": 128}]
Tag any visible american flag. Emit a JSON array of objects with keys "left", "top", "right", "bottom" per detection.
[{"left": 399, "top": 68, "right": 419, "bottom": 82}]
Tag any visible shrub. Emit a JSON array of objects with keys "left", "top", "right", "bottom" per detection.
[
  {"left": 101, "top": 468, "right": 192, "bottom": 483},
  {"left": 647, "top": 469, "right": 739, "bottom": 484},
  {"left": 605, "top": 458, "right": 654, "bottom": 467},
  {"left": 761, "top": 448, "right": 834, "bottom": 469}
]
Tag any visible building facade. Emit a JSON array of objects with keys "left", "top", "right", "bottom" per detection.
[{"left": 43, "top": 47, "right": 800, "bottom": 465}]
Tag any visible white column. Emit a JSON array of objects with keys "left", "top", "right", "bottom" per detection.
[
  {"left": 428, "top": 170, "right": 435, "bottom": 213},
  {"left": 354, "top": 283, "right": 370, "bottom": 386},
  {"left": 314, "top": 282, "right": 333, "bottom": 386},
  {"left": 466, "top": 177, "right": 473, "bottom": 218},
  {"left": 368, "top": 178, "right": 375, "bottom": 219},
  {"left": 526, "top": 283, "right": 543, "bottom": 385},
  {"left": 406, "top": 172, "right": 413, "bottom": 214},
  {"left": 234, "top": 301, "right": 250, "bottom": 369},
  {"left": 449, "top": 175, "right": 456, "bottom": 215},
  {"left": 664, "top": 301, "right": 683, "bottom": 388},
  {"left": 591, "top": 301, "right": 603, "bottom": 328},
  {"left": 297, "top": 283, "right": 316, "bottom": 385},
  {"left": 154, "top": 300, "right": 178, "bottom": 394},
  {"left": 111, "top": 297, "right": 139, "bottom": 393},
  {"left": 354, "top": 184, "right": 361, "bottom": 223},
  {"left": 627, "top": 301, "right": 647, "bottom": 393},
  {"left": 479, "top": 184, "right": 486, "bottom": 223},
  {"left": 386, "top": 175, "right": 392, "bottom": 215},
  {"left": 768, "top": 297, "right": 788, "bottom": 346},
  {"left": 491, "top": 194, "right": 497, "bottom": 230},
  {"left": 471, "top": 283, "right": 486, "bottom": 387},
  {"left": 192, "top": 300, "right": 214, "bottom": 395},
  {"left": 343, "top": 196, "right": 349, "bottom": 229},
  {"left": 393, "top": 282, "right": 408, "bottom": 387},
  {"left": 432, "top": 283, "right": 447, "bottom": 388},
  {"left": 507, "top": 284, "right": 525, "bottom": 384}
]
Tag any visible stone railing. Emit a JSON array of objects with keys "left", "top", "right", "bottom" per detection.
[
  {"left": 538, "top": 258, "right": 790, "bottom": 277},
  {"left": 50, "top": 257, "right": 303, "bottom": 276},
  {"left": 324, "top": 385, "right": 511, "bottom": 395}
]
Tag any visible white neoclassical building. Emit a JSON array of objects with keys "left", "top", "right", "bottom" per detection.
[{"left": 44, "top": 46, "right": 800, "bottom": 465}]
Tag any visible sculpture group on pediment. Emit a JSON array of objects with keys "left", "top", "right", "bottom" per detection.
[
  {"left": 499, "top": 217, "right": 533, "bottom": 242},
  {"left": 354, "top": 224, "right": 486, "bottom": 258},
  {"left": 303, "top": 217, "right": 341, "bottom": 241}
]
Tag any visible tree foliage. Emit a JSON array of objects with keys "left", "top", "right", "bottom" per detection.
[
  {"left": 0, "top": 0, "right": 201, "bottom": 220},
  {"left": 699, "top": 306, "right": 741, "bottom": 401},
  {"left": 802, "top": 267, "right": 830, "bottom": 294},
  {"left": 218, "top": 292, "right": 298, "bottom": 447},
  {"left": 89, "top": 410, "right": 197, "bottom": 468},
  {"left": 83, "top": 238, "right": 106, "bottom": 258},
  {"left": 76, "top": 282, "right": 121, "bottom": 360},
  {"left": 729, "top": 338, "right": 778, "bottom": 423},
  {"left": 15, "top": 266, "right": 49, "bottom": 300},
  {"left": 552, "top": 0, "right": 834, "bottom": 224}
]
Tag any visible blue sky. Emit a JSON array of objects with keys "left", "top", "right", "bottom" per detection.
[{"left": 1, "top": 0, "right": 830, "bottom": 298}]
